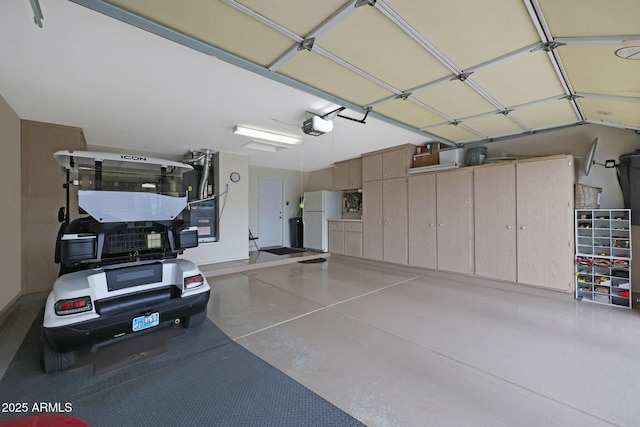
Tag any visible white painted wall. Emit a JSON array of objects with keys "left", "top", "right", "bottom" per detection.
[
  {"left": 0, "top": 95, "right": 22, "bottom": 312},
  {"left": 183, "top": 152, "right": 249, "bottom": 265}
]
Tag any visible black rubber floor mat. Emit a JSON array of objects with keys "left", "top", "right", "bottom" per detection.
[{"left": 0, "top": 309, "right": 364, "bottom": 427}]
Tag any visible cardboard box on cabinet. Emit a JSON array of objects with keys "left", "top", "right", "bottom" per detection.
[{"left": 412, "top": 143, "right": 439, "bottom": 167}]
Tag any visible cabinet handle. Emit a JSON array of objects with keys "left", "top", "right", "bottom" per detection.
[
  {"left": 520, "top": 226, "right": 526, "bottom": 230},
  {"left": 429, "top": 223, "right": 434, "bottom": 227},
  {"left": 438, "top": 223, "right": 443, "bottom": 227},
  {"left": 506, "top": 225, "right": 512, "bottom": 229},
  {"left": 384, "top": 222, "right": 388, "bottom": 225}
]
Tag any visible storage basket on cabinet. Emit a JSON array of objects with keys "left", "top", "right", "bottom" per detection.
[{"left": 575, "top": 183, "right": 602, "bottom": 209}]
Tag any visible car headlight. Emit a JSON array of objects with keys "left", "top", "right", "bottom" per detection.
[
  {"left": 55, "top": 296, "right": 93, "bottom": 316},
  {"left": 184, "top": 274, "right": 205, "bottom": 290}
]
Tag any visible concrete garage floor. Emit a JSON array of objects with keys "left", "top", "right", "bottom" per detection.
[
  {"left": 3, "top": 254, "right": 640, "bottom": 426},
  {"left": 207, "top": 256, "right": 640, "bottom": 427}
]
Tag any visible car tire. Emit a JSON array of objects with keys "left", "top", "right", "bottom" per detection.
[
  {"left": 180, "top": 310, "right": 207, "bottom": 329},
  {"left": 41, "top": 330, "right": 78, "bottom": 373}
]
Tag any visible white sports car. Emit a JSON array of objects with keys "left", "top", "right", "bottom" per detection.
[{"left": 42, "top": 151, "right": 211, "bottom": 373}]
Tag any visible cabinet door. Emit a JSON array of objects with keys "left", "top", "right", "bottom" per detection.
[
  {"left": 408, "top": 174, "right": 437, "bottom": 269},
  {"left": 349, "top": 158, "right": 363, "bottom": 189},
  {"left": 363, "top": 180, "right": 383, "bottom": 260},
  {"left": 333, "top": 160, "right": 350, "bottom": 191},
  {"left": 474, "top": 164, "right": 517, "bottom": 282},
  {"left": 329, "top": 230, "right": 345, "bottom": 254},
  {"left": 436, "top": 169, "right": 474, "bottom": 275},
  {"left": 383, "top": 177, "right": 408, "bottom": 265},
  {"left": 362, "top": 153, "right": 383, "bottom": 182},
  {"left": 516, "top": 157, "right": 574, "bottom": 291},
  {"left": 383, "top": 147, "right": 411, "bottom": 179},
  {"left": 344, "top": 231, "right": 363, "bottom": 257}
]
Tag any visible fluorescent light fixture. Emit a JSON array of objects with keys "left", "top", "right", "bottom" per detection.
[{"left": 233, "top": 125, "right": 301, "bottom": 145}]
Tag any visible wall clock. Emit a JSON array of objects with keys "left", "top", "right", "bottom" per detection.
[{"left": 230, "top": 172, "right": 241, "bottom": 183}]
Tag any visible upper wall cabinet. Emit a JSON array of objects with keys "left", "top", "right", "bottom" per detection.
[
  {"left": 362, "top": 145, "right": 414, "bottom": 182},
  {"left": 334, "top": 157, "right": 362, "bottom": 191}
]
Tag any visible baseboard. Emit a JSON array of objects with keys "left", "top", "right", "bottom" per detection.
[{"left": 0, "top": 292, "right": 23, "bottom": 331}]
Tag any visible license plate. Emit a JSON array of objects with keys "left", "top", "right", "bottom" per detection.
[{"left": 132, "top": 312, "right": 159, "bottom": 332}]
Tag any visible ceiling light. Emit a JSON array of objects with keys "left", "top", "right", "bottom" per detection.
[{"left": 233, "top": 125, "right": 300, "bottom": 145}]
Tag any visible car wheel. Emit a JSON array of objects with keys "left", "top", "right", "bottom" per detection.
[
  {"left": 180, "top": 310, "right": 207, "bottom": 328},
  {"left": 41, "top": 330, "right": 78, "bottom": 373}
]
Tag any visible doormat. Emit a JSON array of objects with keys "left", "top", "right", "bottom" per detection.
[
  {"left": 298, "top": 258, "right": 327, "bottom": 264},
  {"left": 263, "top": 247, "right": 305, "bottom": 255}
]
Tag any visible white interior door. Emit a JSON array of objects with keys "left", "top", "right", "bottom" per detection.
[{"left": 258, "top": 179, "right": 284, "bottom": 248}]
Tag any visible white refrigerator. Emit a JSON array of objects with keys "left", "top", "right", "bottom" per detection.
[{"left": 303, "top": 190, "right": 342, "bottom": 252}]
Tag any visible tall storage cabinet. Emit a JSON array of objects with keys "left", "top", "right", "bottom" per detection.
[
  {"left": 21, "top": 120, "right": 86, "bottom": 293},
  {"left": 575, "top": 209, "right": 632, "bottom": 308},
  {"left": 436, "top": 169, "right": 474, "bottom": 275},
  {"left": 383, "top": 177, "right": 408, "bottom": 265},
  {"left": 516, "top": 157, "right": 574, "bottom": 291},
  {"left": 362, "top": 178, "right": 408, "bottom": 264},
  {"left": 408, "top": 174, "right": 437, "bottom": 269},
  {"left": 363, "top": 180, "right": 383, "bottom": 261},
  {"left": 362, "top": 145, "right": 411, "bottom": 265},
  {"left": 474, "top": 164, "right": 517, "bottom": 282}
]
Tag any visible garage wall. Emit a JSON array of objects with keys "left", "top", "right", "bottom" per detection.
[
  {"left": 0, "top": 95, "right": 21, "bottom": 313},
  {"left": 306, "top": 167, "right": 335, "bottom": 192},
  {"left": 182, "top": 152, "right": 249, "bottom": 265}
]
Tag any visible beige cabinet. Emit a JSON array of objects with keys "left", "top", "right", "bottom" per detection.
[
  {"left": 383, "top": 178, "right": 408, "bottom": 264},
  {"left": 362, "top": 145, "right": 414, "bottom": 182},
  {"left": 408, "top": 174, "right": 437, "bottom": 269},
  {"left": 474, "top": 164, "right": 517, "bottom": 282},
  {"left": 363, "top": 180, "right": 383, "bottom": 260},
  {"left": 329, "top": 221, "right": 345, "bottom": 255},
  {"left": 334, "top": 158, "right": 363, "bottom": 191},
  {"left": 436, "top": 169, "right": 474, "bottom": 275},
  {"left": 516, "top": 157, "right": 574, "bottom": 291},
  {"left": 363, "top": 178, "right": 407, "bottom": 264},
  {"left": 21, "top": 120, "right": 86, "bottom": 293},
  {"left": 329, "top": 220, "right": 363, "bottom": 257}
]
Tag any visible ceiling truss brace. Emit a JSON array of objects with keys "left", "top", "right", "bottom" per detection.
[
  {"left": 523, "top": 0, "right": 585, "bottom": 123},
  {"left": 298, "top": 37, "right": 316, "bottom": 51},
  {"left": 355, "top": 0, "right": 377, "bottom": 7},
  {"left": 268, "top": 0, "right": 361, "bottom": 71}
]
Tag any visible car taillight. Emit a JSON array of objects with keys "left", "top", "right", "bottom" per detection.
[
  {"left": 55, "top": 296, "right": 92, "bottom": 316},
  {"left": 184, "top": 274, "right": 204, "bottom": 290}
]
